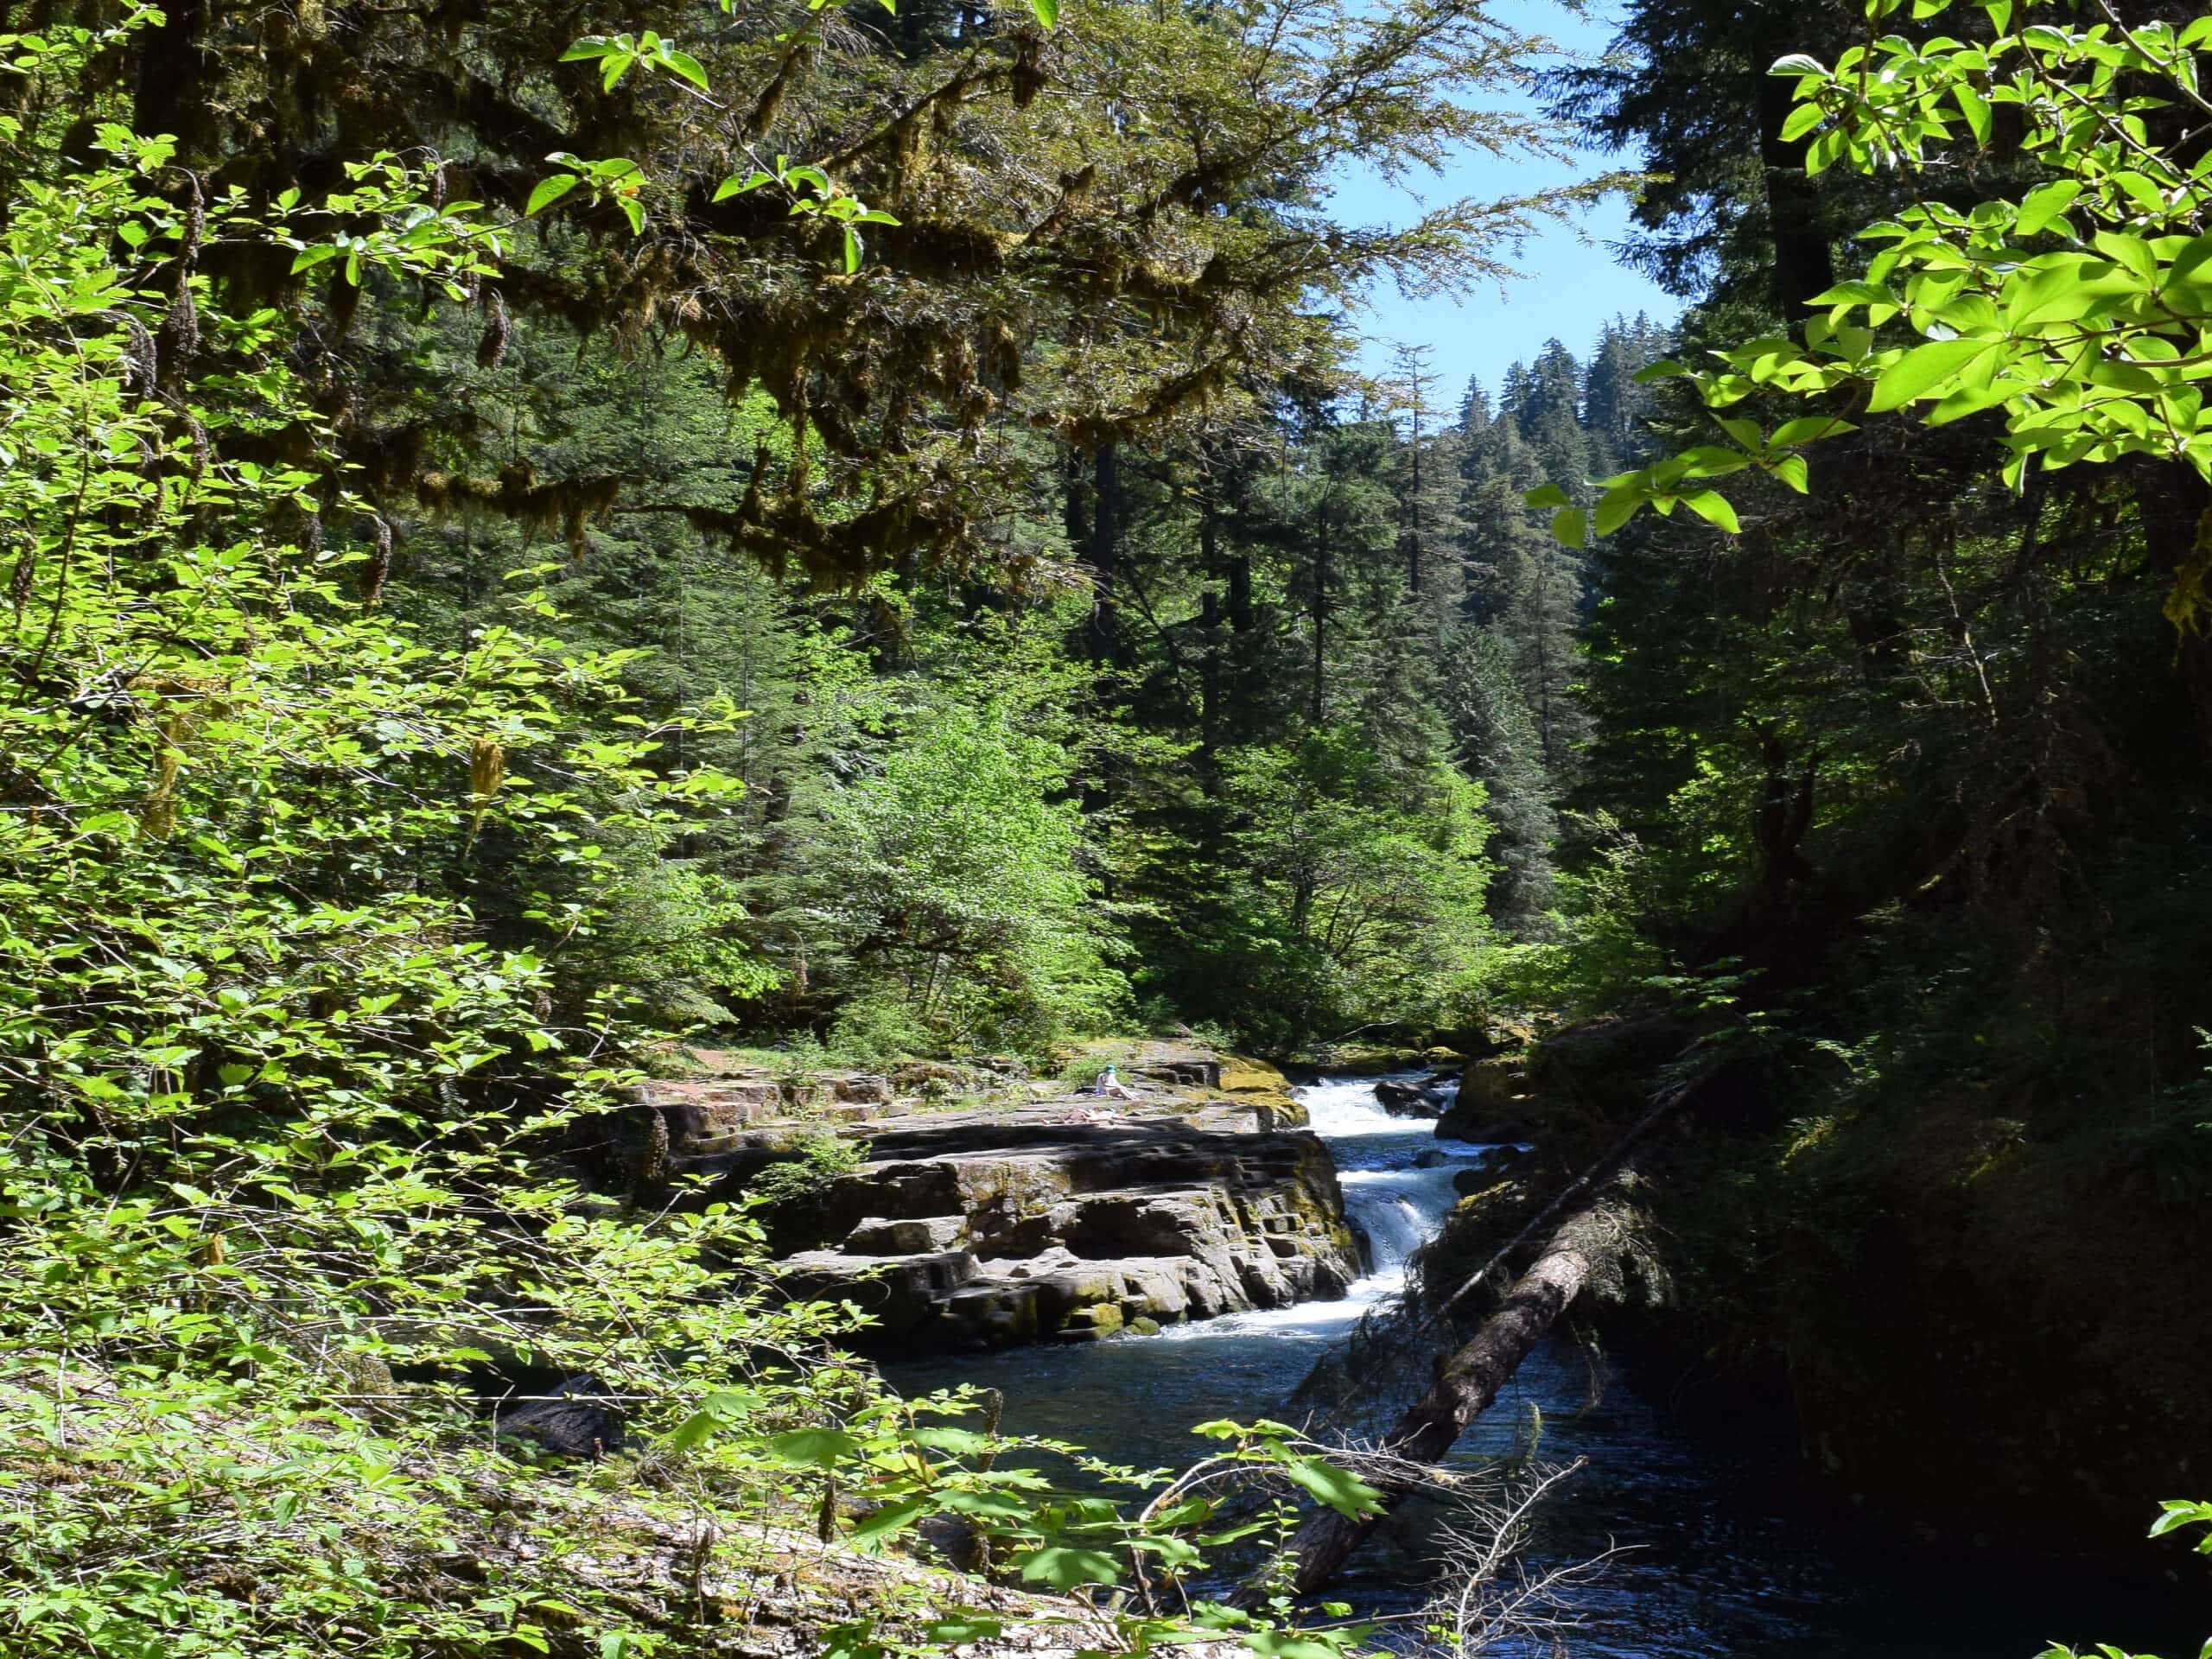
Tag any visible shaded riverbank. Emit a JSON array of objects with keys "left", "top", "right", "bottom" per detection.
[{"left": 888, "top": 1077, "right": 2202, "bottom": 1658}]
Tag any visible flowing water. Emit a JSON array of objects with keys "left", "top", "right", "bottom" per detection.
[{"left": 887, "top": 1077, "right": 2197, "bottom": 1658}]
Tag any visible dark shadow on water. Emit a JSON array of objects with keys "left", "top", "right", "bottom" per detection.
[
  {"left": 889, "top": 1327, "right": 2203, "bottom": 1659},
  {"left": 881, "top": 1079, "right": 2204, "bottom": 1658}
]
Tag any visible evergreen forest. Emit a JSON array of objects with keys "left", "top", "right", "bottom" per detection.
[{"left": 3, "top": 1, "right": 2211, "bottom": 1656}]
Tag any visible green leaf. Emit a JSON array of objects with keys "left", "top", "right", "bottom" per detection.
[
  {"left": 1770, "top": 416, "right": 1856, "bottom": 446},
  {"left": 1954, "top": 81, "right": 1992, "bottom": 143},
  {"left": 1868, "top": 336, "right": 2003, "bottom": 412},
  {"left": 1522, "top": 483, "right": 1572, "bottom": 510},
  {"left": 713, "top": 170, "right": 774, "bottom": 202},
  {"left": 1028, "top": 0, "right": 1058, "bottom": 25},
  {"left": 525, "top": 174, "right": 580, "bottom": 216},
  {"left": 2169, "top": 233, "right": 2212, "bottom": 287},
  {"left": 848, "top": 1498, "right": 926, "bottom": 1544},
  {"left": 924, "top": 1618, "right": 1004, "bottom": 1644},
  {"left": 767, "top": 1428, "right": 859, "bottom": 1468},
  {"left": 1679, "top": 446, "right": 1750, "bottom": 478},
  {"left": 1681, "top": 490, "right": 1741, "bottom": 532},
  {"left": 1281, "top": 1455, "right": 1384, "bottom": 1520},
  {"left": 2093, "top": 232, "right": 2156, "bottom": 284},
  {"left": 2014, "top": 180, "right": 2082, "bottom": 239},
  {"left": 663, "top": 51, "right": 709, "bottom": 91},
  {"left": 1768, "top": 454, "right": 1810, "bottom": 493},
  {"left": 665, "top": 1410, "right": 721, "bottom": 1452},
  {"left": 1809, "top": 281, "right": 1892, "bottom": 309},
  {"left": 1593, "top": 481, "right": 1644, "bottom": 537},
  {"left": 1779, "top": 101, "right": 1827, "bottom": 143},
  {"left": 1551, "top": 506, "right": 1587, "bottom": 549},
  {"left": 1015, "top": 1546, "right": 1119, "bottom": 1590},
  {"left": 1240, "top": 1633, "right": 1353, "bottom": 1659}
]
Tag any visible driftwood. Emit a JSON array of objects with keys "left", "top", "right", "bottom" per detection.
[
  {"left": 1258, "top": 1065, "right": 1697, "bottom": 1598},
  {"left": 1421, "top": 1080, "right": 1688, "bottom": 1333},
  {"left": 1279, "top": 1198, "right": 1628, "bottom": 1597}
]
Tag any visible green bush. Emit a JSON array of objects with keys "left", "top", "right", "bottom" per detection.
[
  {"left": 749, "top": 1134, "right": 868, "bottom": 1213},
  {"left": 0, "top": 72, "right": 1386, "bottom": 1659}
]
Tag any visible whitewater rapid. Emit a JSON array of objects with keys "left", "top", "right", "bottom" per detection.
[{"left": 1153, "top": 1075, "right": 1496, "bottom": 1340}]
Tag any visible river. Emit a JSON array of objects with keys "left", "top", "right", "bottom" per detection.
[{"left": 887, "top": 1077, "right": 2196, "bottom": 1658}]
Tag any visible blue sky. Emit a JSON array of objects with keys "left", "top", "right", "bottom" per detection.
[{"left": 1323, "top": 0, "right": 1682, "bottom": 408}]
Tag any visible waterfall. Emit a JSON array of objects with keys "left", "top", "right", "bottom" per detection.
[{"left": 1156, "top": 1075, "right": 1497, "bottom": 1341}]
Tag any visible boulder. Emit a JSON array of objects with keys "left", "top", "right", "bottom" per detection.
[
  {"left": 1524, "top": 1013, "right": 1687, "bottom": 1116},
  {"left": 1131, "top": 1052, "right": 1221, "bottom": 1090},
  {"left": 1056, "top": 1302, "right": 1126, "bottom": 1343},
  {"left": 1439, "top": 1055, "right": 1533, "bottom": 1141},
  {"left": 1218, "top": 1054, "right": 1306, "bottom": 1127},
  {"left": 775, "top": 1250, "right": 982, "bottom": 1338},
  {"left": 1452, "top": 1147, "right": 1529, "bottom": 1196},
  {"left": 495, "top": 1376, "right": 625, "bottom": 1459},
  {"left": 938, "top": 1282, "right": 1044, "bottom": 1346},
  {"left": 1437, "top": 1110, "right": 1537, "bottom": 1145},
  {"left": 1372, "top": 1078, "right": 1433, "bottom": 1116},
  {"left": 843, "top": 1216, "right": 965, "bottom": 1255},
  {"left": 1458, "top": 1055, "right": 1525, "bottom": 1112}
]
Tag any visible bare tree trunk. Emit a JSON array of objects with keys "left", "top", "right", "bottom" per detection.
[
  {"left": 1280, "top": 1203, "right": 1619, "bottom": 1597},
  {"left": 2133, "top": 461, "right": 2212, "bottom": 760},
  {"left": 1090, "top": 442, "right": 1120, "bottom": 661},
  {"left": 1755, "top": 70, "right": 1836, "bottom": 319},
  {"left": 1311, "top": 491, "right": 1330, "bottom": 724},
  {"left": 135, "top": 0, "right": 212, "bottom": 154}
]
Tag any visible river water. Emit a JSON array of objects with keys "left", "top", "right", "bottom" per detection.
[{"left": 887, "top": 1078, "right": 2196, "bottom": 1658}]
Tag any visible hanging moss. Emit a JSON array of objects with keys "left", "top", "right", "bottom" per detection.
[
  {"left": 416, "top": 467, "right": 625, "bottom": 560},
  {"left": 67, "top": 0, "right": 1586, "bottom": 577}
]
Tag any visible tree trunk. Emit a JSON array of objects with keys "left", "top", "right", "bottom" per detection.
[
  {"left": 1198, "top": 584, "right": 1223, "bottom": 781},
  {"left": 135, "top": 0, "right": 212, "bottom": 155},
  {"left": 1061, "top": 445, "right": 1090, "bottom": 563},
  {"left": 1311, "top": 493, "right": 1330, "bottom": 724},
  {"left": 1755, "top": 72, "right": 1836, "bottom": 320},
  {"left": 2132, "top": 461, "right": 2212, "bottom": 760},
  {"left": 1090, "top": 442, "right": 1120, "bottom": 661},
  {"left": 1281, "top": 1203, "right": 1616, "bottom": 1596}
]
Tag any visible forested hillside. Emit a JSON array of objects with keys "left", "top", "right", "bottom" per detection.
[{"left": 3, "top": 0, "right": 2211, "bottom": 1654}]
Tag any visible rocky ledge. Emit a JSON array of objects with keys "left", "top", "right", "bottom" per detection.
[{"left": 631, "top": 1046, "right": 1359, "bottom": 1353}]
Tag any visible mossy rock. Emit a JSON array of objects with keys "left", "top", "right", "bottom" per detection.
[
  {"left": 1317, "top": 1044, "right": 1429, "bottom": 1073},
  {"left": 1218, "top": 1053, "right": 1306, "bottom": 1126},
  {"left": 1525, "top": 1014, "right": 1688, "bottom": 1118}
]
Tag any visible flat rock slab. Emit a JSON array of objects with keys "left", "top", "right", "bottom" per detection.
[
  {"left": 762, "top": 1104, "right": 1358, "bottom": 1354},
  {"left": 632, "top": 1051, "right": 1357, "bottom": 1353}
]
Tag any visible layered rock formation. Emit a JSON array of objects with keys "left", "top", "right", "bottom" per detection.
[{"left": 630, "top": 1046, "right": 1359, "bottom": 1353}]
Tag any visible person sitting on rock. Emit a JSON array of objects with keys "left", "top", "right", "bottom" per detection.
[{"left": 1090, "top": 1065, "right": 1135, "bottom": 1100}]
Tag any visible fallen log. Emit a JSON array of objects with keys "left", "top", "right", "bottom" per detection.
[{"left": 1277, "top": 1198, "right": 1627, "bottom": 1597}]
